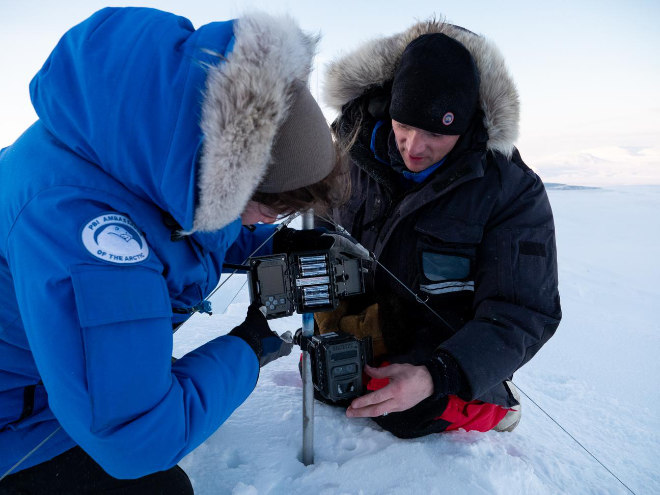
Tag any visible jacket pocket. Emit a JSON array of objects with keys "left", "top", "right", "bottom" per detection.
[
  {"left": 414, "top": 215, "right": 483, "bottom": 245},
  {"left": 414, "top": 216, "right": 483, "bottom": 295},
  {"left": 419, "top": 252, "right": 474, "bottom": 295},
  {"left": 70, "top": 265, "right": 172, "bottom": 433}
]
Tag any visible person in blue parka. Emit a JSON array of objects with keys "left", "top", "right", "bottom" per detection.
[{"left": 0, "top": 7, "right": 348, "bottom": 493}]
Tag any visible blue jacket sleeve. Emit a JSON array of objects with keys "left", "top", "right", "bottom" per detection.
[
  {"left": 7, "top": 190, "right": 259, "bottom": 479},
  {"left": 223, "top": 224, "right": 277, "bottom": 265}
]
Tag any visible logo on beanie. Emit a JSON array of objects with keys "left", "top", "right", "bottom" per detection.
[{"left": 442, "top": 112, "right": 455, "bottom": 126}]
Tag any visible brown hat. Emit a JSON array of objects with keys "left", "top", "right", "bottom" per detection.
[{"left": 257, "top": 81, "right": 335, "bottom": 193}]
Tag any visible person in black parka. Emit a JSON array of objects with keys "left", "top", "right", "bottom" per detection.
[{"left": 316, "top": 20, "right": 562, "bottom": 438}]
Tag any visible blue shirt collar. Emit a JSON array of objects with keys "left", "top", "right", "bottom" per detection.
[{"left": 401, "top": 157, "right": 447, "bottom": 183}]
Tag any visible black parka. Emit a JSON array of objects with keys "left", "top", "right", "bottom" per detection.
[{"left": 323, "top": 21, "right": 562, "bottom": 407}]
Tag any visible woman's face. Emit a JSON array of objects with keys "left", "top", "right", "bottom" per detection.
[{"left": 240, "top": 200, "right": 279, "bottom": 225}]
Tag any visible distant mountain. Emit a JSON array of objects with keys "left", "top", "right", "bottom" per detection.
[
  {"left": 544, "top": 183, "right": 600, "bottom": 190},
  {"left": 533, "top": 145, "right": 660, "bottom": 187}
]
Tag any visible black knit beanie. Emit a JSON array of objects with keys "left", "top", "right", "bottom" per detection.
[{"left": 390, "top": 33, "right": 480, "bottom": 135}]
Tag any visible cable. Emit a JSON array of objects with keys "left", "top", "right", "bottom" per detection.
[
  {"left": 0, "top": 426, "right": 61, "bottom": 482},
  {"left": 1, "top": 213, "right": 302, "bottom": 482},
  {"left": 318, "top": 214, "right": 455, "bottom": 332},
  {"left": 318, "top": 214, "right": 637, "bottom": 495},
  {"left": 516, "top": 385, "right": 637, "bottom": 495},
  {"left": 370, "top": 256, "right": 456, "bottom": 333},
  {"left": 205, "top": 212, "right": 301, "bottom": 301}
]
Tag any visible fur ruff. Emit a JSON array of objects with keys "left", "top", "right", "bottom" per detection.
[
  {"left": 193, "top": 13, "right": 318, "bottom": 232},
  {"left": 323, "top": 19, "right": 519, "bottom": 157}
]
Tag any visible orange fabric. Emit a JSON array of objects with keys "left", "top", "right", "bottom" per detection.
[
  {"left": 366, "top": 376, "right": 390, "bottom": 391},
  {"left": 436, "top": 395, "right": 509, "bottom": 432},
  {"left": 366, "top": 361, "right": 391, "bottom": 391}
]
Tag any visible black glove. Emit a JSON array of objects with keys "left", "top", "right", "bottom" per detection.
[
  {"left": 273, "top": 227, "right": 370, "bottom": 260},
  {"left": 372, "top": 395, "right": 451, "bottom": 439},
  {"left": 423, "top": 350, "right": 469, "bottom": 401},
  {"left": 273, "top": 227, "right": 330, "bottom": 252},
  {"left": 375, "top": 350, "right": 467, "bottom": 439},
  {"left": 229, "top": 303, "right": 293, "bottom": 367}
]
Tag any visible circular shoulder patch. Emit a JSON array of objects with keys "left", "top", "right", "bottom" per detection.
[{"left": 81, "top": 213, "right": 150, "bottom": 264}]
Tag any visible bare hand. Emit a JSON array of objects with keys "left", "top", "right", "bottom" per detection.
[{"left": 346, "top": 363, "right": 434, "bottom": 418}]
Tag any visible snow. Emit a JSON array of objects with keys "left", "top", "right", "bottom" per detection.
[{"left": 173, "top": 185, "right": 660, "bottom": 495}]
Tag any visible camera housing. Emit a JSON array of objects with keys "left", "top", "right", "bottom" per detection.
[
  {"left": 247, "top": 248, "right": 369, "bottom": 401},
  {"left": 247, "top": 250, "right": 365, "bottom": 319},
  {"left": 300, "top": 332, "right": 373, "bottom": 402}
]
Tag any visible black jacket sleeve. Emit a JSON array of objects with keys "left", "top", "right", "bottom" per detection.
[{"left": 439, "top": 152, "right": 562, "bottom": 400}]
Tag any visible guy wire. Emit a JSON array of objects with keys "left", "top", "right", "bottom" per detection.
[
  {"left": 318, "top": 214, "right": 455, "bottom": 331},
  {"left": 0, "top": 426, "right": 62, "bottom": 482},
  {"left": 318, "top": 214, "right": 637, "bottom": 495},
  {"left": 0, "top": 213, "right": 302, "bottom": 483},
  {"left": 515, "top": 385, "right": 636, "bottom": 495},
  {"left": 5, "top": 213, "right": 635, "bottom": 493},
  {"left": 205, "top": 212, "right": 301, "bottom": 301}
]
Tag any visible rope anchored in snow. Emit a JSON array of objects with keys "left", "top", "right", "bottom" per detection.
[
  {"left": 0, "top": 214, "right": 303, "bottom": 481},
  {"left": 0, "top": 426, "right": 62, "bottom": 482},
  {"left": 318, "top": 215, "right": 638, "bottom": 495},
  {"left": 516, "top": 386, "right": 637, "bottom": 495},
  {"left": 3, "top": 213, "right": 638, "bottom": 494}
]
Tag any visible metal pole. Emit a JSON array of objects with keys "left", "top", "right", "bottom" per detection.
[{"left": 301, "top": 209, "right": 315, "bottom": 465}]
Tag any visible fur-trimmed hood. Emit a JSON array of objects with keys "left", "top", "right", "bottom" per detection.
[
  {"left": 324, "top": 19, "right": 519, "bottom": 157},
  {"left": 195, "top": 13, "right": 318, "bottom": 232},
  {"left": 29, "top": 7, "right": 318, "bottom": 233}
]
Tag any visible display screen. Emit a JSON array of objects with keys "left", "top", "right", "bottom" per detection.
[{"left": 258, "top": 264, "right": 285, "bottom": 295}]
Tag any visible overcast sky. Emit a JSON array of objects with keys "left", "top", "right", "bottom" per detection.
[{"left": 1, "top": 0, "right": 658, "bottom": 185}]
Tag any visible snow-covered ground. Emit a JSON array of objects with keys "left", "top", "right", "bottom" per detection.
[{"left": 173, "top": 185, "right": 660, "bottom": 495}]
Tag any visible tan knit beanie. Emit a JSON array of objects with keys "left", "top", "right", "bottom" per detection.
[{"left": 257, "top": 81, "right": 335, "bottom": 193}]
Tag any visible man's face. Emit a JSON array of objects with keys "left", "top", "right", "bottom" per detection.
[{"left": 391, "top": 119, "right": 460, "bottom": 173}]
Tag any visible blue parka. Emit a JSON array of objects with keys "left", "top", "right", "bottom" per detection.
[{"left": 0, "top": 7, "right": 317, "bottom": 478}]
